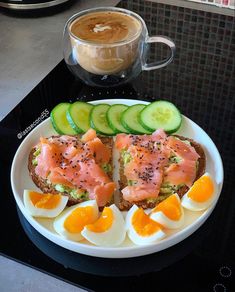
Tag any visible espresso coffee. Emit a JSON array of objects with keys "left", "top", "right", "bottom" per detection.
[
  {"left": 70, "top": 11, "right": 141, "bottom": 44},
  {"left": 69, "top": 11, "right": 142, "bottom": 75}
]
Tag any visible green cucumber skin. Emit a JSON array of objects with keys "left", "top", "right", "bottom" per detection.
[
  {"left": 67, "top": 101, "right": 93, "bottom": 134},
  {"left": 90, "top": 119, "right": 107, "bottom": 136},
  {"left": 121, "top": 104, "right": 152, "bottom": 134},
  {"left": 50, "top": 103, "right": 77, "bottom": 135},
  {"left": 139, "top": 100, "right": 182, "bottom": 134},
  {"left": 121, "top": 115, "right": 143, "bottom": 134},
  {"left": 138, "top": 113, "right": 157, "bottom": 132},
  {"left": 50, "top": 111, "right": 64, "bottom": 135},
  {"left": 166, "top": 118, "right": 182, "bottom": 134},
  {"left": 107, "top": 104, "right": 129, "bottom": 134},
  {"left": 121, "top": 116, "right": 153, "bottom": 135},
  {"left": 90, "top": 104, "right": 116, "bottom": 136},
  {"left": 66, "top": 110, "right": 83, "bottom": 134}
]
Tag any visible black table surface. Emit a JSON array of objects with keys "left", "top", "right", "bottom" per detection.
[{"left": 0, "top": 1, "right": 235, "bottom": 291}]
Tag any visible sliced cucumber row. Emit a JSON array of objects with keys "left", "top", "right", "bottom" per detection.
[
  {"left": 140, "top": 100, "right": 182, "bottom": 134},
  {"left": 50, "top": 100, "right": 182, "bottom": 136},
  {"left": 107, "top": 104, "right": 129, "bottom": 134},
  {"left": 50, "top": 103, "right": 77, "bottom": 135},
  {"left": 67, "top": 101, "right": 93, "bottom": 133},
  {"left": 121, "top": 104, "right": 151, "bottom": 134},
  {"left": 90, "top": 104, "right": 115, "bottom": 136}
]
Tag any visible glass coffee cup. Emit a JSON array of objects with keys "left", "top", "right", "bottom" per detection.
[{"left": 63, "top": 7, "right": 176, "bottom": 87}]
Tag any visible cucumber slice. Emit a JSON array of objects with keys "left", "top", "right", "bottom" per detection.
[
  {"left": 90, "top": 104, "right": 115, "bottom": 136},
  {"left": 121, "top": 104, "right": 152, "bottom": 134},
  {"left": 139, "top": 100, "right": 182, "bottom": 134},
  {"left": 67, "top": 101, "right": 93, "bottom": 133},
  {"left": 50, "top": 103, "right": 77, "bottom": 135},
  {"left": 107, "top": 104, "right": 129, "bottom": 133}
]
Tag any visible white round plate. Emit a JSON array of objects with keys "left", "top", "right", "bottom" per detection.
[{"left": 11, "top": 99, "right": 223, "bottom": 258}]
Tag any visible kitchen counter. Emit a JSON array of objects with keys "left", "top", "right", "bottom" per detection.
[
  {"left": 0, "top": 0, "right": 119, "bottom": 121},
  {"left": 1, "top": 1, "right": 234, "bottom": 291},
  {"left": 0, "top": 255, "right": 87, "bottom": 292}
]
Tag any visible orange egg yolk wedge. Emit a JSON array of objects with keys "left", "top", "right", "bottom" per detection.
[
  {"left": 132, "top": 208, "right": 162, "bottom": 237},
  {"left": 187, "top": 175, "right": 214, "bottom": 202},
  {"left": 152, "top": 194, "right": 182, "bottom": 221},
  {"left": 86, "top": 207, "right": 113, "bottom": 233},
  {"left": 29, "top": 191, "right": 61, "bottom": 209},
  {"left": 64, "top": 206, "right": 95, "bottom": 233}
]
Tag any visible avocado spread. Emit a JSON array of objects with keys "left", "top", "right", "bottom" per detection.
[
  {"left": 101, "top": 163, "right": 112, "bottom": 173},
  {"left": 121, "top": 150, "right": 132, "bottom": 165},
  {"left": 169, "top": 156, "right": 181, "bottom": 164},
  {"left": 55, "top": 184, "right": 88, "bottom": 200},
  {"left": 32, "top": 148, "right": 41, "bottom": 166},
  {"left": 127, "top": 180, "right": 137, "bottom": 186}
]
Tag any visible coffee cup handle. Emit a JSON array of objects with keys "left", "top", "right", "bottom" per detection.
[{"left": 142, "top": 36, "right": 176, "bottom": 71}]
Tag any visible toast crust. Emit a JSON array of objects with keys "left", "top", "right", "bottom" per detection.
[
  {"left": 28, "top": 136, "right": 114, "bottom": 207},
  {"left": 118, "top": 135, "right": 206, "bottom": 211}
]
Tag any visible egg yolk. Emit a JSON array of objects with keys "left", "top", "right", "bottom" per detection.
[
  {"left": 132, "top": 208, "right": 162, "bottom": 237},
  {"left": 152, "top": 194, "right": 181, "bottom": 220},
  {"left": 86, "top": 207, "right": 113, "bottom": 233},
  {"left": 188, "top": 175, "right": 214, "bottom": 202},
  {"left": 64, "top": 206, "right": 94, "bottom": 233},
  {"left": 29, "top": 191, "right": 61, "bottom": 209}
]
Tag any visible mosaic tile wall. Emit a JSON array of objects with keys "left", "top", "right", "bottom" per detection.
[{"left": 120, "top": 0, "right": 235, "bottom": 135}]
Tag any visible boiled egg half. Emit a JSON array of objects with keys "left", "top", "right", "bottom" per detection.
[
  {"left": 181, "top": 172, "right": 217, "bottom": 211},
  {"left": 23, "top": 190, "right": 68, "bottom": 218},
  {"left": 126, "top": 205, "right": 165, "bottom": 245},
  {"left": 150, "top": 193, "right": 184, "bottom": 229},
  {"left": 81, "top": 204, "right": 126, "bottom": 246},
  {"left": 53, "top": 200, "right": 99, "bottom": 241}
]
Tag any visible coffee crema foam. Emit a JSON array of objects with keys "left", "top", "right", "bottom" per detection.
[{"left": 70, "top": 11, "right": 141, "bottom": 44}]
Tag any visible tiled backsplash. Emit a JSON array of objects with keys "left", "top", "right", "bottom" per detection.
[{"left": 121, "top": 0, "right": 235, "bottom": 104}]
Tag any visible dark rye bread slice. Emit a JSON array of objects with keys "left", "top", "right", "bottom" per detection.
[
  {"left": 118, "top": 135, "right": 206, "bottom": 211},
  {"left": 28, "top": 135, "right": 114, "bottom": 207}
]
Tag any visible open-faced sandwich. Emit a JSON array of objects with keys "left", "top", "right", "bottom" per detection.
[
  {"left": 28, "top": 129, "right": 115, "bottom": 208},
  {"left": 115, "top": 129, "right": 205, "bottom": 210}
]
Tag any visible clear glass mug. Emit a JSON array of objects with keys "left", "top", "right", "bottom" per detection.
[{"left": 63, "top": 7, "right": 176, "bottom": 87}]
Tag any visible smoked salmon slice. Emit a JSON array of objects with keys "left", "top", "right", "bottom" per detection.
[
  {"left": 34, "top": 130, "right": 114, "bottom": 207},
  {"left": 86, "top": 138, "right": 111, "bottom": 164},
  {"left": 116, "top": 129, "right": 200, "bottom": 203},
  {"left": 122, "top": 186, "right": 159, "bottom": 202},
  {"left": 164, "top": 160, "right": 197, "bottom": 187},
  {"left": 94, "top": 182, "right": 116, "bottom": 207},
  {"left": 166, "top": 136, "right": 200, "bottom": 161},
  {"left": 35, "top": 138, "right": 60, "bottom": 178},
  {"left": 164, "top": 136, "right": 200, "bottom": 188},
  {"left": 81, "top": 128, "right": 97, "bottom": 142}
]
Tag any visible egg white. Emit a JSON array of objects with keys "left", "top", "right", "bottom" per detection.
[
  {"left": 181, "top": 173, "right": 217, "bottom": 211},
  {"left": 53, "top": 200, "right": 99, "bottom": 241},
  {"left": 126, "top": 205, "right": 166, "bottom": 245},
  {"left": 81, "top": 204, "right": 126, "bottom": 247},
  {"left": 150, "top": 194, "right": 184, "bottom": 229},
  {"left": 23, "top": 190, "right": 68, "bottom": 218}
]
